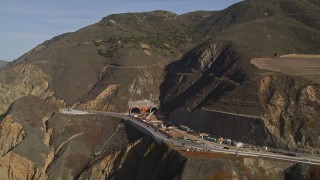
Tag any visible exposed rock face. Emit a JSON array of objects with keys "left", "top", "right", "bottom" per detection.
[
  {"left": 160, "top": 43, "right": 239, "bottom": 112},
  {"left": 158, "top": 0, "right": 320, "bottom": 153},
  {"left": 76, "top": 84, "right": 120, "bottom": 111},
  {"left": 79, "top": 137, "right": 300, "bottom": 180},
  {"left": 168, "top": 74, "right": 320, "bottom": 152},
  {"left": 79, "top": 138, "right": 186, "bottom": 180},
  {"left": 0, "top": 95, "right": 145, "bottom": 179},
  {"left": 0, "top": 115, "right": 26, "bottom": 156},
  {"left": 0, "top": 63, "right": 65, "bottom": 114},
  {"left": 259, "top": 76, "right": 320, "bottom": 152},
  {"left": 183, "top": 43, "right": 223, "bottom": 72},
  {"left": 0, "top": 152, "right": 44, "bottom": 180},
  {"left": 0, "top": 96, "right": 318, "bottom": 179},
  {"left": 284, "top": 163, "right": 320, "bottom": 180}
]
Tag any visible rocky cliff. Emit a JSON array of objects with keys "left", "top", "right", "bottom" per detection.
[
  {"left": 259, "top": 76, "right": 320, "bottom": 152},
  {"left": 0, "top": 63, "right": 65, "bottom": 115},
  {"left": 0, "top": 95, "right": 145, "bottom": 179},
  {"left": 159, "top": 0, "right": 320, "bottom": 153},
  {"left": 0, "top": 0, "right": 320, "bottom": 178},
  {"left": 0, "top": 95, "right": 318, "bottom": 179},
  {"left": 79, "top": 137, "right": 320, "bottom": 180},
  {"left": 0, "top": 97, "right": 318, "bottom": 179}
]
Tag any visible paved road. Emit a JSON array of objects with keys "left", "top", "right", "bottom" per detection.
[{"left": 59, "top": 109, "right": 320, "bottom": 165}]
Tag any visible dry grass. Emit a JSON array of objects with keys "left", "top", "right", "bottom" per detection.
[{"left": 251, "top": 55, "right": 320, "bottom": 83}]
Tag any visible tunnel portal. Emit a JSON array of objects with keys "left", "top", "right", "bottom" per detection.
[{"left": 128, "top": 100, "right": 159, "bottom": 116}]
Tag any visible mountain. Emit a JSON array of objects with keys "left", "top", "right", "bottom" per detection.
[
  {"left": 0, "top": 60, "right": 7, "bottom": 69},
  {"left": 0, "top": 0, "right": 320, "bottom": 179},
  {"left": 160, "top": 0, "right": 320, "bottom": 151}
]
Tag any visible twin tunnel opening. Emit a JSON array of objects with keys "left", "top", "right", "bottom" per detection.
[{"left": 129, "top": 106, "right": 159, "bottom": 115}]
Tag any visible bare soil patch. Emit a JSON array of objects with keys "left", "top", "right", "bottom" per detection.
[{"left": 251, "top": 55, "right": 320, "bottom": 83}]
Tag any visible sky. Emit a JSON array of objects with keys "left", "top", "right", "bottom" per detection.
[{"left": 0, "top": 0, "right": 241, "bottom": 61}]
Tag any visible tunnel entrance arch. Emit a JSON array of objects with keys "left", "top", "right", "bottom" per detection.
[
  {"left": 129, "top": 107, "right": 141, "bottom": 115},
  {"left": 149, "top": 106, "right": 159, "bottom": 114},
  {"left": 128, "top": 100, "right": 159, "bottom": 116}
]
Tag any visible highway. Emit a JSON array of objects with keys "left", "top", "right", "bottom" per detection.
[{"left": 59, "top": 109, "right": 320, "bottom": 165}]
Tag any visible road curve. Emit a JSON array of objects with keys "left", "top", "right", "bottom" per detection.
[{"left": 59, "top": 109, "right": 320, "bottom": 165}]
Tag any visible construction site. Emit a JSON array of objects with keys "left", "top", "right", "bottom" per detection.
[{"left": 127, "top": 100, "right": 275, "bottom": 154}]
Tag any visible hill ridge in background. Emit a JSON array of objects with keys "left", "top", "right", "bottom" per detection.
[{"left": 0, "top": 0, "right": 320, "bottom": 179}]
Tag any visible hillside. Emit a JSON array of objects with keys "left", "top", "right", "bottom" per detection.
[
  {"left": 0, "top": 60, "right": 7, "bottom": 69},
  {"left": 160, "top": 0, "right": 320, "bottom": 152},
  {"left": 0, "top": 95, "right": 318, "bottom": 179},
  {"left": 0, "top": 0, "right": 320, "bottom": 178}
]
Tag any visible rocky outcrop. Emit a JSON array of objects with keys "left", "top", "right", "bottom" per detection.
[
  {"left": 0, "top": 152, "right": 44, "bottom": 180},
  {"left": 181, "top": 43, "right": 224, "bottom": 73},
  {"left": 160, "top": 42, "right": 239, "bottom": 112},
  {"left": 79, "top": 65, "right": 163, "bottom": 112},
  {"left": 259, "top": 75, "right": 320, "bottom": 152},
  {"left": 0, "top": 95, "right": 144, "bottom": 179},
  {"left": 76, "top": 84, "right": 120, "bottom": 111},
  {"left": 79, "top": 138, "right": 186, "bottom": 180},
  {"left": 168, "top": 74, "right": 320, "bottom": 152},
  {"left": 0, "top": 96, "right": 318, "bottom": 179},
  {"left": 80, "top": 137, "right": 317, "bottom": 180},
  {"left": 45, "top": 112, "right": 145, "bottom": 178},
  {"left": 0, "top": 115, "right": 26, "bottom": 156},
  {"left": 284, "top": 163, "right": 320, "bottom": 180},
  {"left": 0, "top": 63, "right": 65, "bottom": 114}
]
